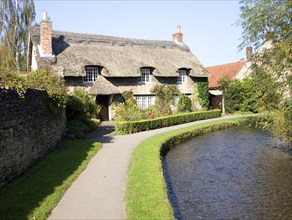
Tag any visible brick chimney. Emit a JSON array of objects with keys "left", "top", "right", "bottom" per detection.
[
  {"left": 172, "top": 25, "right": 183, "bottom": 44},
  {"left": 40, "top": 11, "right": 52, "bottom": 56},
  {"left": 246, "top": 46, "right": 252, "bottom": 60}
]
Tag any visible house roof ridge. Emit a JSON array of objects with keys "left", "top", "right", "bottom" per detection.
[
  {"left": 31, "top": 26, "right": 190, "bottom": 50},
  {"left": 207, "top": 60, "right": 246, "bottom": 69}
]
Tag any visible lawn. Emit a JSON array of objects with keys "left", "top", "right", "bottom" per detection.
[
  {"left": 0, "top": 139, "right": 102, "bottom": 220},
  {"left": 126, "top": 117, "right": 255, "bottom": 219}
]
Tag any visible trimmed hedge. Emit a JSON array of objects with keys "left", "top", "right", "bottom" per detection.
[{"left": 115, "top": 109, "right": 221, "bottom": 134}]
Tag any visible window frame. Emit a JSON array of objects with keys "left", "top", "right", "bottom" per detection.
[
  {"left": 177, "top": 69, "right": 187, "bottom": 84},
  {"left": 83, "top": 66, "right": 99, "bottom": 83},
  {"left": 138, "top": 68, "right": 151, "bottom": 84},
  {"left": 135, "top": 95, "right": 155, "bottom": 109}
]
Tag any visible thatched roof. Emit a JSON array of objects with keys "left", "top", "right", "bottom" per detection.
[
  {"left": 30, "top": 26, "right": 209, "bottom": 78},
  {"left": 89, "top": 75, "right": 120, "bottom": 95}
]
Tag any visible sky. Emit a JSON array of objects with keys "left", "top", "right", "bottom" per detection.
[{"left": 34, "top": 0, "right": 246, "bottom": 67}]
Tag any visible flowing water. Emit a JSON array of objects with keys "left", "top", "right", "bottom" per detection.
[{"left": 163, "top": 125, "right": 292, "bottom": 220}]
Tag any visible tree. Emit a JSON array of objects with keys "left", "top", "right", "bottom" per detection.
[
  {"left": 0, "top": 0, "right": 35, "bottom": 69},
  {"left": 238, "top": 0, "right": 292, "bottom": 50},
  {"left": 238, "top": 0, "right": 292, "bottom": 143},
  {"left": 219, "top": 77, "right": 259, "bottom": 113}
]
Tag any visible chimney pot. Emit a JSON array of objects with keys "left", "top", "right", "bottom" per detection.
[
  {"left": 173, "top": 25, "right": 183, "bottom": 44},
  {"left": 43, "top": 11, "right": 47, "bottom": 20}
]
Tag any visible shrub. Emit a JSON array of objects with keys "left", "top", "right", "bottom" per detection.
[
  {"left": 153, "top": 102, "right": 173, "bottom": 117},
  {"left": 66, "top": 88, "right": 99, "bottom": 138},
  {"left": 114, "top": 102, "right": 145, "bottom": 122},
  {"left": 177, "top": 95, "right": 192, "bottom": 112},
  {"left": 67, "top": 118, "right": 99, "bottom": 138},
  {"left": 0, "top": 68, "right": 26, "bottom": 95},
  {"left": 112, "top": 91, "right": 146, "bottom": 121},
  {"left": 66, "top": 87, "right": 97, "bottom": 120},
  {"left": 219, "top": 77, "right": 259, "bottom": 113},
  {"left": 83, "top": 118, "right": 100, "bottom": 130},
  {"left": 67, "top": 120, "right": 90, "bottom": 138},
  {"left": 0, "top": 68, "right": 67, "bottom": 107},
  {"left": 115, "top": 109, "right": 221, "bottom": 134},
  {"left": 25, "top": 69, "right": 68, "bottom": 108}
]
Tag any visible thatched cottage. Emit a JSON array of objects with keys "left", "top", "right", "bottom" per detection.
[{"left": 29, "top": 12, "right": 209, "bottom": 120}]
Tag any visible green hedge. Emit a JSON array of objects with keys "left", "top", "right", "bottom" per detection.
[{"left": 115, "top": 109, "right": 221, "bottom": 134}]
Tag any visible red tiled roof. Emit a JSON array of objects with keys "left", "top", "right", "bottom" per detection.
[{"left": 207, "top": 61, "right": 246, "bottom": 88}]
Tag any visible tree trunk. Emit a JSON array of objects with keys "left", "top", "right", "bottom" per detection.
[
  {"left": 222, "top": 94, "right": 225, "bottom": 115},
  {"left": 26, "top": 30, "right": 31, "bottom": 71}
]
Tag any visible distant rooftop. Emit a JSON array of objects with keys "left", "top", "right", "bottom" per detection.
[{"left": 207, "top": 61, "right": 246, "bottom": 88}]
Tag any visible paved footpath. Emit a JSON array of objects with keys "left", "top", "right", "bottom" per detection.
[{"left": 48, "top": 115, "right": 254, "bottom": 219}]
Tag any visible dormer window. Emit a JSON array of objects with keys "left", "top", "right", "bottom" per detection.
[
  {"left": 177, "top": 69, "right": 187, "bottom": 84},
  {"left": 138, "top": 68, "right": 151, "bottom": 84},
  {"left": 84, "top": 66, "right": 99, "bottom": 83}
]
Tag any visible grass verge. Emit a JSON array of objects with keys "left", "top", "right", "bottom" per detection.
[
  {"left": 0, "top": 139, "right": 102, "bottom": 220},
  {"left": 126, "top": 117, "right": 256, "bottom": 219}
]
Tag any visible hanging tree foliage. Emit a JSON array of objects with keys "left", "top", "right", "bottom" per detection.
[
  {"left": 0, "top": 0, "right": 35, "bottom": 69},
  {"left": 238, "top": 0, "right": 292, "bottom": 143}
]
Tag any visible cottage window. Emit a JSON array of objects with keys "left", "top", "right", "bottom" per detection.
[
  {"left": 177, "top": 69, "right": 187, "bottom": 84},
  {"left": 135, "top": 96, "right": 155, "bottom": 109},
  {"left": 84, "top": 67, "right": 99, "bottom": 83},
  {"left": 138, "top": 68, "right": 151, "bottom": 84}
]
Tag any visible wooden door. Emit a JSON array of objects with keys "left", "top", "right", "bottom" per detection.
[{"left": 96, "top": 95, "right": 109, "bottom": 121}]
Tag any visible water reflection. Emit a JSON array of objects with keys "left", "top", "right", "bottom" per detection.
[{"left": 163, "top": 126, "right": 292, "bottom": 220}]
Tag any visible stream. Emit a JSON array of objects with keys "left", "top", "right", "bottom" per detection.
[{"left": 163, "top": 125, "right": 292, "bottom": 220}]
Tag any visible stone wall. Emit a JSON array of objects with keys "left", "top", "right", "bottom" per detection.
[{"left": 0, "top": 88, "right": 66, "bottom": 187}]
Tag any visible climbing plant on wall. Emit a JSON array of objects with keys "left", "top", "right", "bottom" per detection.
[
  {"left": 177, "top": 95, "right": 192, "bottom": 112},
  {"left": 194, "top": 78, "right": 209, "bottom": 109},
  {"left": 151, "top": 84, "right": 180, "bottom": 116}
]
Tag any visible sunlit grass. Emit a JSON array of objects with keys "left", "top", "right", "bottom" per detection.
[
  {"left": 0, "top": 139, "right": 102, "bottom": 220},
  {"left": 126, "top": 117, "right": 255, "bottom": 219}
]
